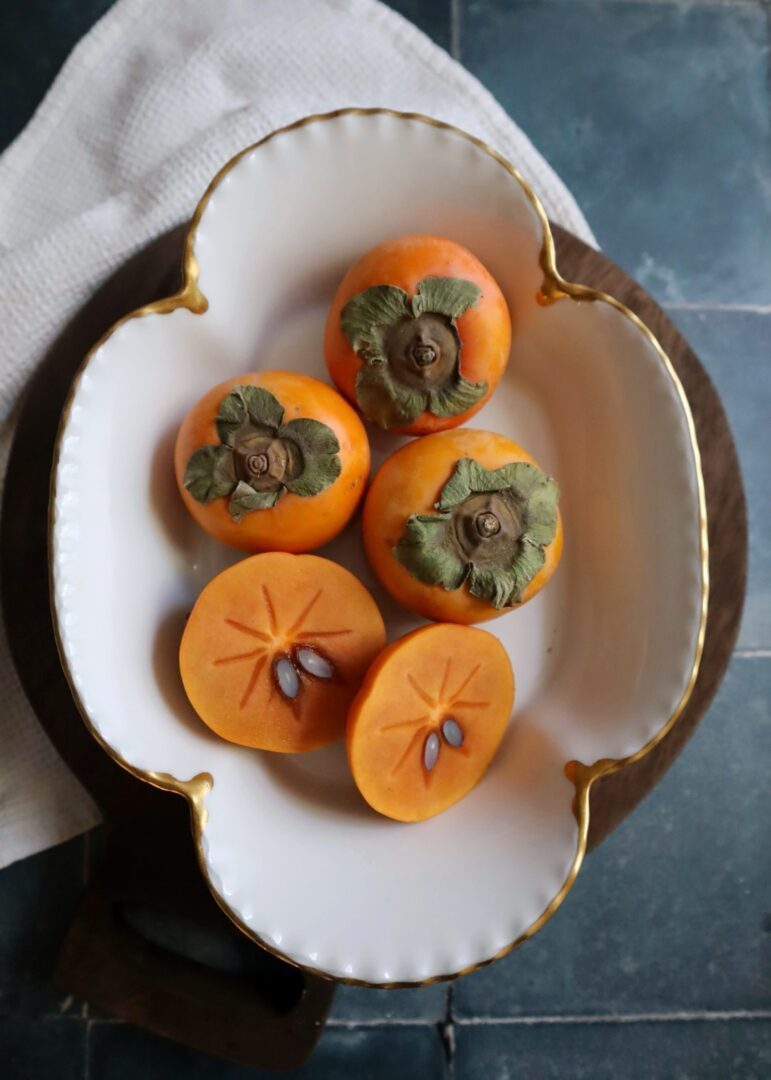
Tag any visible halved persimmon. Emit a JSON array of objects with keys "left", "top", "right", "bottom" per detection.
[
  {"left": 175, "top": 371, "right": 370, "bottom": 552},
  {"left": 362, "top": 428, "right": 563, "bottom": 624},
  {"left": 180, "top": 553, "right": 386, "bottom": 752},
  {"left": 324, "top": 235, "right": 511, "bottom": 434},
  {"left": 347, "top": 624, "right": 515, "bottom": 821}
]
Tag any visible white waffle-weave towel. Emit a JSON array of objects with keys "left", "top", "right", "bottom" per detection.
[{"left": 0, "top": 0, "right": 595, "bottom": 868}]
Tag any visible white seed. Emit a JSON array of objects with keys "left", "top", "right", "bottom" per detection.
[
  {"left": 423, "top": 732, "right": 440, "bottom": 771},
  {"left": 441, "top": 718, "right": 464, "bottom": 747},
  {"left": 274, "top": 657, "right": 300, "bottom": 699},
  {"left": 295, "top": 646, "right": 334, "bottom": 680}
]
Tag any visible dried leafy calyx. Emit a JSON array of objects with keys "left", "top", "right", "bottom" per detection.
[
  {"left": 340, "top": 276, "right": 487, "bottom": 428},
  {"left": 183, "top": 386, "right": 341, "bottom": 522},
  {"left": 394, "top": 457, "right": 559, "bottom": 609}
]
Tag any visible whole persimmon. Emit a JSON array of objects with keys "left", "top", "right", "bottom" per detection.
[
  {"left": 362, "top": 429, "right": 563, "bottom": 624},
  {"left": 175, "top": 372, "right": 370, "bottom": 552},
  {"left": 347, "top": 623, "right": 515, "bottom": 822},
  {"left": 324, "top": 235, "right": 511, "bottom": 434}
]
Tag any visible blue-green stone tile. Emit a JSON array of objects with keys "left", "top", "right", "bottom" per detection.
[
  {"left": 331, "top": 983, "right": 448, "bottom": 1022},
  {"left": 454, "top": 657, "right": 771, "bottom": 1017},
  {"left": 89, "top": 1020, "right": 449, "bottom": 1079},
  {"left": 0, "top": 1014, "right": 86, "bottom": 1080},
  {"left": 387, "top": 0, "right": 452, "bottom": 51},
  {"left": 460, "top": 0, "right": 771, "bottom": 306},
  {"left": 667, "top": 310, "right": 771, "bottom": 650},
  {"left": 0, "top": 836, "right": 86, "bottom": 1015},
  {"left": 454, "top": 1019, "right": 771, "bottom": 1080},
  {"left": 0, "top": 0, "right": 116, "bottom": 150}
]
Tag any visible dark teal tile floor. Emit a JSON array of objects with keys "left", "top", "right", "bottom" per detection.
[
  {"left": 0, "top": 1013, "right": 86, "bottom": 1080},
  {"left": 460, "top": 0, "right": 771, "bottom": 307},
  {"left": 0, "top": 836, "right": 85, "bottom": 1016},
  {"left": 89, "top": 1023, "right": 449, "bottom": 1080},
  {"left": 454, "top": 1019, "right": 771, "bottom": 1080},
  {"left": 1, "top": 1, "right": 769, "bottom": 1077},
  {"left": 452, "top": 657, "right": 771, "bottom": 1019}
]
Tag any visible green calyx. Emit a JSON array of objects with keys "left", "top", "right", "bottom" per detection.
[
  {"left": 183, "top": 385, "right": 341, "bottom": 522},
  {"left": 394, "top": 457, "right": 559, "bottom": 608},
  {"left": 340, "top": 276, "right": 488, "bottom": 428}
]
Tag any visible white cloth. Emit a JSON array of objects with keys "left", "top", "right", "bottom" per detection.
[{"left": 0, "top": 0, "right": 595, "bottom": 868}]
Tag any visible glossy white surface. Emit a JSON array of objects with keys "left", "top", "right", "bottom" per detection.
[{"left": 51, "top": 112, "right": 704, "bottom": 984}]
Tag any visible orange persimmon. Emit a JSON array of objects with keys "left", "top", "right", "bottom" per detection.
[
  {"left": 362, "top": 428, "right": 563, "bottom": 624},
  {"left": 347, "top": 624, "right": 515, "bottom": 822},
  {"left": 180, "top": 553, "right": 387, "bottom": 752},
  {"left": 324, "top": 235, "right": 511, "bottom": 434},
  {"left": 175, "top": 371, "right": 370, "bottom": 552}
]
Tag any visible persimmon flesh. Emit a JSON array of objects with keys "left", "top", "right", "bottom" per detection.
[
  {"left": 180, "top": 553, "right": 386, "bottom": 752},
  {"left": 347, "top": 624, "right": 515, "bottom": 821}
]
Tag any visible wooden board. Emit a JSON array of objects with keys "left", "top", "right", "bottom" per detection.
[
  {"left": 0, "top": 224, "right": 746, "bottom": 1058},
  {"left": 550, "top": 225, "right": 747, "bottom": 847}
]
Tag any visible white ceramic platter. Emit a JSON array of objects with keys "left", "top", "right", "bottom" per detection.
[{"left": 51, "top": 110, "right": 707, "bottom": 986}]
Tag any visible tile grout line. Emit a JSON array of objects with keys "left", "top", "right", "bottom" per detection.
[
  {"left": 734, "top": 650, "right": 771, "bottom": 659},
  {"left": 443, "top": 982, "right": 456, "bottom": 1079},
  {"left": 82, "top": 830, "right": 90, "bottom": 1022},
  {"left": 61, "top": 1010, "right": 771, "bottom": 1029},
  {"left": 454, "top": 1010, "right": 771, "bottom": 1026},
  {"left": 665, "top": 302, "right": 771, "bottom": 314},
  {"left": 302, "top": 1009, "right": 771, "bottom": 1029},
  {"left": 450, "top": 0, "right": 461, "bottom": 61},
  {"left": 326, "top": 1018, "right": 439, "bottom": 1028},
  {"left": 82, "top": 1018, "right": 91, "bottom": 1080},
  {"left": 595, "top": 0, "right": 764, "bottom": 7}
]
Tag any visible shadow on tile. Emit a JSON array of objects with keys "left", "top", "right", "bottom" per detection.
[
  {"left": 88, "top": 1020, "right": 449, "bottom": 1080},
  {"left": 0, "top": 835, "right": 86, "bottom": 1016},
  {"left": 0, "top": 1013, "right": 86, "bottom": 1080},
  {"left": 330, "top": 982, "right": 449, "bottom": 1022},
  {"left": 388, "top": 0, "right": 452, "bottom": 52}
]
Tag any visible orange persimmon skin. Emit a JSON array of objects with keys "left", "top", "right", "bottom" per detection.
[
  {"left": 324, "top": 235, "right": 512, "bottom": 435},
  {"left": 347, "top": 624, "right": 515, "bottom": 822},
  {"left": 180, "top": 553, "right": 387, "bottom": 752},
  {"left": 362, "top": 429, "right": 563, "bottom": 625},
  {"left": 174, "top": 371, "right": 370, "bottom": 552}
]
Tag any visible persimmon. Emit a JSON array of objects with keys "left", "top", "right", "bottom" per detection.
[
  {"left": 179, "top": 553, "right": 387, "bottom": 752},
  {"left": 175, "top": 372, "right": 370, "bottom": 552},
  {"left": 324, "top": 235, "right": 511, "bottom": 434},
  {"left": 363, "top": 429, "right": 563, "bottom": 624},
  {"left": 347, "top": 624, "right": 515, "bottom": 822}
]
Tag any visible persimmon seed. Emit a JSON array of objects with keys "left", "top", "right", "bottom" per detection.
[
  {"left": 441, "top": 718, "right": 464, "bottom": 747},
  {"left": 423, "top": 732, "right": 440, "bottom": 771},
  {"left": 275, "top": 656, "right": 300, "bottom": 699},
  {"left": 296, "top": 647, "right": 334, "bottom": 679}
]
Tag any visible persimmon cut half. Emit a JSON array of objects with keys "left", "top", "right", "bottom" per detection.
[
  {"left": 347, "top": 624, "right": 515, "bottom": 822},
  {"left": 363, "top": 428, "right": 563, "bottom": 625},
  {"left": 174, "top": 371, "right": 370, "bottom": 552},
  {"left": 324, "top": 235, "right": 511, "bottom": 434},
  {"left": 180, "top": 553, "right": 386, "bottom": 752}
]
